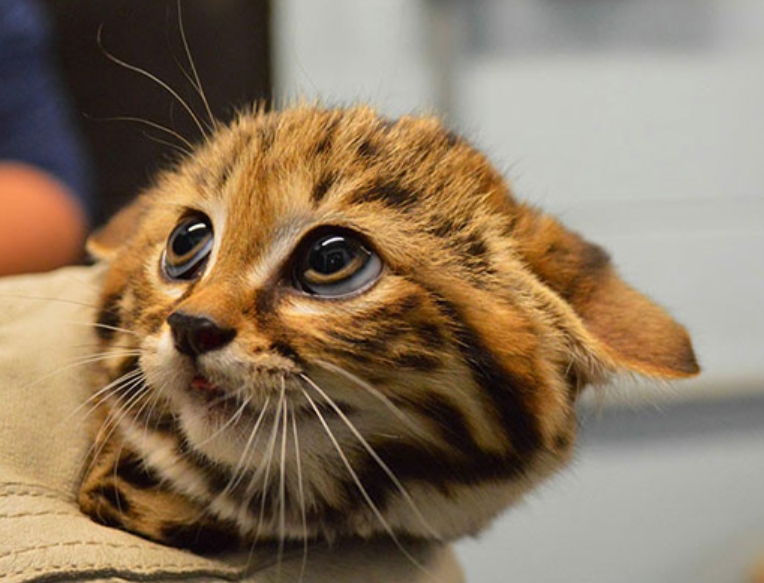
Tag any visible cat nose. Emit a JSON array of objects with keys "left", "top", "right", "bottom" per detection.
[{"left": 167, "top": 312, "right": 236, "bottom": 357}]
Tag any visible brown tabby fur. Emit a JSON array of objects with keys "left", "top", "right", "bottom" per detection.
[{"left": 79, "top": 104, "right": 698, "bottom": 553}]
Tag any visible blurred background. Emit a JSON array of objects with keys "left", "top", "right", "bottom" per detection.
[{"left": 32, "top": 0, "right": 764, "bottom": 581}]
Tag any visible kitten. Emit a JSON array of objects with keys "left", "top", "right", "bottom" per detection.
[{"left": 78, "top": 104, "right": 699, "bottom": 553}]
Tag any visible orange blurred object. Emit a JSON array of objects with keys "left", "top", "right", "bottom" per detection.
[{"left": 0, "top": 163, "right": 86, "bottom": 276}]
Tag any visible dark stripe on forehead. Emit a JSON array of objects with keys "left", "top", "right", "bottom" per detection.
[
  {"left": 426, "top": 215, "right": 469, "bottom": 239},
  {"left": 315, "top": 116, "right": 341, "bottom": 154},
  {"left": 311, "top": 171, "right": 337, "bottom": 204},
  {"left": 214, "top": 161, "right": 234, "bottom": 192},
  {"left": 378, "top": 117, "right": 397, "bottom": 132},
  {"left": 258, "top": 123, "right": 275, "bottom": 151},
  {"left": 353, "top": 180, "right": 418, "bottom": 211},
  {"left": 357, "top": 137, "right": 378, "bottom": 159},
  {"left": 444, "top": 130, "right": 462, "bottom": 147},
  {"left": 463, "top": 231, "right": 489, "bottom": 260}
]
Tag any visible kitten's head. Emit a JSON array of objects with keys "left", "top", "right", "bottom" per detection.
[{"left": 89, "top": 105, "right": 698, "bottom": 542}]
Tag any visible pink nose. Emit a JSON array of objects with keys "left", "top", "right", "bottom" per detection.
[{"left": 167, "top": 312, "right": 236, "bottom": 357}]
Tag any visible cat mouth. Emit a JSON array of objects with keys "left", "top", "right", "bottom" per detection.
[
  {"left": 181, "top": 368, "right": 304, "bottom": 419},
  {"left": 185, "top": 373, "right": 268, "bottom": 419},
  {"left": 190, "top": 375, "right": 225, "bottom": 398},
  {"left": 186, "top": 374, "right": 238, "bottom": 413}
]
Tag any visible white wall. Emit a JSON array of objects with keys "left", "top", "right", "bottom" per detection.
[{"left": 273, "top": 0, "right": 432, "bottom": 114}]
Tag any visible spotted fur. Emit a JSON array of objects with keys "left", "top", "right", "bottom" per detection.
[{"left": 79, "top": 104, "right": 699, "bottom": 552}]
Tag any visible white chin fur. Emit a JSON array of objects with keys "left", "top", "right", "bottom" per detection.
[
  {"left": 141, "top": 330, "right": 262, "bottom": 467},
  {"left": 177, "top": 405, "right": 251, "bottom": 466}
]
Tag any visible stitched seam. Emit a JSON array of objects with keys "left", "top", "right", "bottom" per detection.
[
  {"left": 0, "top": 482, "right": 70, "bottom": 495},
  {"left": 0, "top": 559, "right": 240, "bottom": 582},
  {"left": 0, "top": 486, "right": 71, "bottom": 502},
  {"left": 0, "top": 541, "right": 220, "bottom": 564},
  {"left": 0, "top": 492, "right": 70, "bottom": 502}
]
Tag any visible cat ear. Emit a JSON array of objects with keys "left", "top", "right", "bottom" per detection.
[
  {"left": 515, "top": 207, "right": 699, "bottom": 380},
  {"left": 87, "top": 195, "right": 152, "bottom": 261}
]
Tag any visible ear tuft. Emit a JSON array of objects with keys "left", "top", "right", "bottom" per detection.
[
  {"left": 581, "top": 267, "right": 700, "bottom": 379},
  {"left": 87, "top": 196, "right": 151, "bottom": 261},
  {"left": 514, "top": 205, "right": 699, "bottom": 380}
]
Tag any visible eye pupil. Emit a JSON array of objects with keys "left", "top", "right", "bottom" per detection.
[
  {"left": 172, "top": 222, "right": 209, "bottom": 257},
  {"left": 310, "top": 237, "right": 352, "bottom": 275}
]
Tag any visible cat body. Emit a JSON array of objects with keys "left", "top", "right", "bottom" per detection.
[{"left": 79, "top": 105, "right": 698, "bottom": 552}]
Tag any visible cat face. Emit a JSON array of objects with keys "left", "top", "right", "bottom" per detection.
[{"left": 81, "top": 105, "right": 698, "bottom": 547}]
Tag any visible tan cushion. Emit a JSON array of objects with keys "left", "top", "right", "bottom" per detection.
[{"left": 0, "top": 266, "right": 462, "bottom": 583}]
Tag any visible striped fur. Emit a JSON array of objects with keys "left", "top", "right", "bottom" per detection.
[{"left": 79, "top": 105, "right": 698, "bottom": 552}]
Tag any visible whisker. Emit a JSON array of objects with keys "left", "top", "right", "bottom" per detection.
[
  {"left": 61, "top": 271, "right": 106, "bottom": 294},
  {"left": 244, "top": 390, "right": 284, "bottom": 570},
  {"left": 313, "top": 359, "right": 428, "bottom": 440},
  {"left": 82, "top": 114, "right": 194, "bottom": 154},
  {"left": 195, "top": 396, "right": 252, "bottom": 448},
  {"left": 51, "top": 310, "right": 136, "bottom": 339},
  {"left": 71, "top": 342, "right": 143, "bottom": 351},
  {"left": 144, "top": 381, "right": 170, "bottom": 442},
  {"left": 176, "top": 0, "right": 216, "bottom": 128},
  {"left": 142, "top": 130, "right": 194, "bottom": 156},
  {"left": 298, "top": 385, "right": 430, "bottom": 575},
  {"left": 96, "top": 25, "right": 209, "bottom": 140},
  {"left": 57, "top": 348, "right": 141, "bottom": 366},
  {"left": 222, "top": 396, "right": 271, "bottom": 497},
  {"left": 290, "top": 402, "right": 309, "bottom": 582},
  {"left": 277, "top": 377, "right": 289, "bottom": 579},
  {"left": 237, "top": 431, "right": 268, "bottom": 577},
  {"left": 99, "top": 376, "right": 149, "bottom": 437},
  {"left": 109, "top": 381, "right": 167, "bottom": 519},
  {"left": 0, "top": 293, "right": 99, "bottom": 310},
  {"left": 252, "top": 383, "right": 286, "bottom": 544},
  {"left": 22, "top": 349, "right": 142, "bottom": 394},
  {"left": 300, "top": 373, "right": 439, "bottom": 540},
  {"left": 79, "top": 374, "right": 148, "bottom": 482},
  {"left": 61, "top": 367, "right": 145, "bottom": 426},
  {"left": 206, "top": 390, "right": 244, "bottom": 411}
]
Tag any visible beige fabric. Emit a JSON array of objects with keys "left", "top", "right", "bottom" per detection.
[{"left": 0, "top": 266, "right": 463, "bottom": 583}]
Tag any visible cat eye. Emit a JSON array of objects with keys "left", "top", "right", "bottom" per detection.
[
  {"left": 162, "top": 214, "right": 213, "bottom": 281},
  {"left": 294, "top": 230, "right": 382, "bottom": 297}
]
